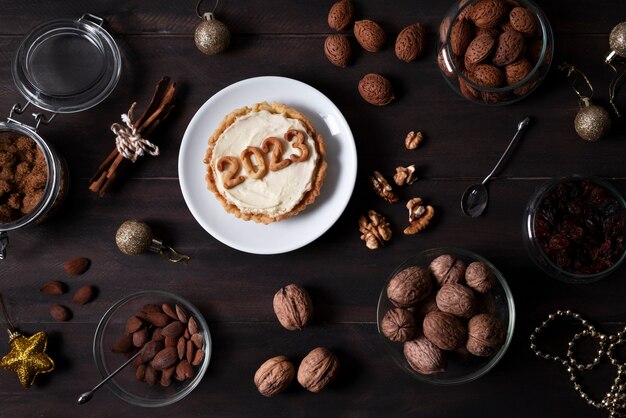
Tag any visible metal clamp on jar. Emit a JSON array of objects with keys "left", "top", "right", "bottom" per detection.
[{"left": 0, "top": 14, "right": 121, "bottom": 259}]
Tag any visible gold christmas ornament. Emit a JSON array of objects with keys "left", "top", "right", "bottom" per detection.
[
  {"left": 115, "top": 220, "right": 190, "bottom": 263},
  {"left": 605, "top": 22, "right": 626, "bottom": 117},
  {"left": 194, "top": 0, "right": 230, "bottom": 55},
  {"left": 0, "top": 294, "right": 54, "bottom": 388},
  {"left": 559, "top": 63, "right": 611, "bottom": 141}
]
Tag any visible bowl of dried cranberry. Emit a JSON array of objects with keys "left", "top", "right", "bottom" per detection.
[{"left": 524, "top": 175, "right": 626, "bottom": 283}]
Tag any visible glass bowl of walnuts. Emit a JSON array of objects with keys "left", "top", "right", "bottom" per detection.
[
  {"left": 376, "top": 247, "right": 515, "bottom": 384},
  {"left": 523, "top": 175, "right": 626, "bottom": 283},
  {"left": 437, "top": 0, "right": 553, "bottom": 105},
  {"left": 93, "top": 290, "right": 212, "bottom": 407}
]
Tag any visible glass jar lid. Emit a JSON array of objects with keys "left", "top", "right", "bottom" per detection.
[{"left": 11, "top": 14, "right": 121, "bottom": 113}]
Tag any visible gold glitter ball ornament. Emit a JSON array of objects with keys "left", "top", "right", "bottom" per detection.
[
  {"left": 195, "top": 12, "right": 230, "bottom": 55},
  {"left": 574, "top": 102, "right": 611, "bottom": 142},
  {"left": 115, "top": 220, "right": 153, "bottom": 256},
  {"left": 609, "top": 22, "right": 626, "bottom": 58},
  {"left": 0, "top": 330, "right": 54, "bottom": 388}
]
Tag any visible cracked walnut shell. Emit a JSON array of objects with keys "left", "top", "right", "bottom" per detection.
[
  {"left": 387, "top": 266, "right": 432, "bottom": 308},
  {"left": 273, "top": 284, "right": 313, "bottom": 330},
  {"left": 404, "top": 336, "right": 447, "bottom": 375},
  {"left": 359, "top": 210, "right": 392, "bottom": 249},
  {"left": 394, "top": 165, "right": 417, "bottom": 186},
  {"left": 381, "top": 307, "right": 417, "bottom": 342},
  {"left": 369, "top": 171, "right": 399, "bottom": 203},
  {"left": 254, "top": 355, "right": 295, "bottom": 397},
  {"left": 403, "top": 198, "right": 434, "bottom": 235},
  {"left": 435, "top": 283, "right": 477, "bottom": 319},
  {"left": 297, "top": 347, "right": 339, "bottom": 392},
  {"left": 423, "top": 311, "right": 467, "bottom": 351},
  {"left": 430, "top": 254, "right": 467, "bottom": 287}
]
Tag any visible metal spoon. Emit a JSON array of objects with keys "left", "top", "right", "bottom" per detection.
[
  {"left": 461, "top": 117, "right": 530, "bottom": 217},
  {"left": 77, "top": 350, "right": 142, "bottom": 404}
]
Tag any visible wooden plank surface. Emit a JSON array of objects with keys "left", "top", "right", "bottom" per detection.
[{"left": 0, "top": 1, "right": 624, "bottom": 417}]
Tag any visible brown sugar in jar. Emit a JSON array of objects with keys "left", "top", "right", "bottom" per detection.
[{"left": 0, "top": 134, "right": 48, "bottom": 223}]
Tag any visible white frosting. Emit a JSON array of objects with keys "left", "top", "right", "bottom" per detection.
[{"left": 212, "top": 110, "right": 319, "bottom": 216}]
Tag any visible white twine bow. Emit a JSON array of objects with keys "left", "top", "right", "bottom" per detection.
[{"left": 111, "top": 103, "right": 160, "bottom": 163}]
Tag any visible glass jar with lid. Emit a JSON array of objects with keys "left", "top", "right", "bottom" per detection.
[{"left": 0, "top": 13, "right": 121, "bottom": 259}]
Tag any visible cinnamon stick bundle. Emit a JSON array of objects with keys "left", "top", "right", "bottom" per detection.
[{"left": 89, "top": 76, "right": 176, "bottom": 197}]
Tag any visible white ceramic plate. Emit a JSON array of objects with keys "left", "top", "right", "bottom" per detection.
[{"left": 178, "top": 76, "right": 357, "bottom": 254}]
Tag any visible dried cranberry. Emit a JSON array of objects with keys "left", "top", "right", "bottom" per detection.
[{"left": 548, "top": 234, "right": 570, "bottom": 252}]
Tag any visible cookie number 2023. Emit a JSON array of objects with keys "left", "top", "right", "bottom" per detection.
[{"left": 217, "top": 129, "right": 310, "bottom": 189}]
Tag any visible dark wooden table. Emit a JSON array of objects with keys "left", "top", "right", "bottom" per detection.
[{"left": 1, "top": 1, "right": 625, "bottom": 416}]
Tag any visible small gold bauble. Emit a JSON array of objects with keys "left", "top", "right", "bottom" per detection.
[
  {"left": 574, "top": 103, "right": 611, "bottom": 142},
  {"left": 194, "top": 12, "right": 230, "bottom": 55},
  {"left": 609, "top": 22, "right": 626, "bottom": 58},
  {"left": 115, "top": 220, "right": 153, "bottom": 256}
]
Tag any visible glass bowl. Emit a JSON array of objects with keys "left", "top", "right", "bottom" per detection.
[
  {"left": 376, "top": 247, "right": 515, "bottom": 384},
  {"left": 93, "top": 291, "right": 212, "bottom": 407},
  {"left": 523, "top": 175, "right": 626, "bottom": 283},
  {"left": 437, "top": 0, "right": 554, "bottom": 105}
]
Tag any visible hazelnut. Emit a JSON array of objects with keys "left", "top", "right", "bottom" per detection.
[
  {"left": 381, "top": 307, "right": 417, "bottom": 342},
  {"left": 429, "top": 255, "right": 466, "bottom": 287},
  {"left": 423, "top": 311, "right": 467, "bottom": 351},
  {"left": 254, "top": 355, "right": 295, "bottom": 397},
  {"left": 386, "top": 266, "right": 432, "bottom": 308},
  {"left": 297, "top": 347, "right": 339, "bottom": 392},
  {"left": 404, "top": 336, "right": 447, "bottom": 375},
  {"left": 466, "top": 313, "right": 506, "bottom": 357},
  {"left": 273, "top": 284, "right": 313, "bottom": 331},
  {"left": 435, "top": 283, "right": 477, "bottom": 319},
  {"left": 465, "top": 261, "right": 495, "bottom": 294}
]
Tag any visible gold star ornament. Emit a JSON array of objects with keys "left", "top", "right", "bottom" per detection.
[{"left": 0, "top": 330, "right": 54, "bottom": 388}]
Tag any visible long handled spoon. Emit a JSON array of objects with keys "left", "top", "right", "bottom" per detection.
[
  {"left": 77, "top": 350, "right": 142, "bottom": 404},
  {"left": 461, "top": 117, "right": 530, "bottom": 217}
]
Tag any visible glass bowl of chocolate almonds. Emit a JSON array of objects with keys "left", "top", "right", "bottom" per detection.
[
  {"left": 524, "top": 175, "right": 626, "bottom": 283},
  {"left": 437, "top": 0, "right": 553, "bottom": 105},
  {"left": 376, "top": 248, "right": 515, "bottom": 384},
  {"left": 93, "top": 291, "right": 212, "bottom": 407}
]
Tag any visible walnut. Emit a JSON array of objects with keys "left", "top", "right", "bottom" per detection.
[
  {"left": 423, "top": 311, "right": 467, "bottom": 351},
  {"left": 393, "top": 164, "right": 417, "bottom": 186},
  {"left": 405, "top": 131, "right": 423, "bottom": 150},
  {"left": 273, "top": 284, "right": 313, "bottom": 331},
  {"left": 254, "top": 355, "right": 295, "bottom": 397},
  {"left": 381, "top": 307, "right": 417, "bottom": 342},
  {"left": 435, "top": 283, "right": 477, "bottom": 318},
  {"left": 387, "top": 266, "right": 432, "bottom": 307},
  {"left": 369, "top": 171, "right": 399, "bottom": 203},
  {"left": 403, "top": 198, "right": 435, "bottom": 235},
  {"left": 429, "top": 254, "right": 467, "bottom": 287},
  {"left": 404, "top": 336, "right": 447, "bottom": 375},
  {"left": 359, "top": 210, "right": 392, "bottom": 249},
  {"left": 297, "top": 347, "right": 339, "bottom": 392},
  {"left": 465, "top": 261, "right": 495, "bottom": 294},
  {"left": 466, "top": 313, "right": 506, "bottom": 357}
]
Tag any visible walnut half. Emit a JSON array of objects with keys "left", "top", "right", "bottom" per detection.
[
  {"left": 403, "top": 197, "right": 435, "bottom": 235},
  {"left": 405, "top": 131, "right": 423, "bottom": 150},
  {"left": 369, "top": 171, "right": 399, "bottom": 203},
  {"left": 359, "top": 210, "right": 392, "bottom": 249},
  {"left": 394, "top": 164, "right": 417, "bottom": 186}
]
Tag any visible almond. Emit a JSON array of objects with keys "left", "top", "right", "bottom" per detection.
[
  {"left": 188, "top": 316, "right": 200, "bottom": 334},
  {"left": 72, "top": 285, "right": 96, "bottom": 305},
  {"left": 145, "top": 311, "right": 171, "bottom": 327},
  {"left": 324, "top": 34, "right": 351, "bottom": 67},
  {"left": 471, "top": 0, "right": 507, "bottom": 29},
  {"left": 505, "top": 58, "right": 532, "bottom": 85},
  {"left": 135, "top": 364, "right": 146, "bottom": 382},
  {"left": 111, "top": 335, "right": 134, "bottom": 353},
  {"left": 133, "top": 327, "right": 148, "bottom": 348},
  {"left": 144, "top": 364, "right": 158, "bottom": 386},
  {"left": 459, "top": 73, "right": 479, "bottom": 100},
  {"left": 175, "top": 360, "right": 194, "bottom": 380},
  {"left": 161, "top": 366, "right": 175, "bottom": 387},
  {"left": 164, "top": 336, "right": 177, "bottom": 348},
  {"left": 162, "top": 321, "right": 185, "bottom": 338},
  {"left": 458, "top": 0, "right": 475, "bottom": 20},
  {"left": 327, "top": 0, "right": 354, "bottom": 31},
  {"left": 464, "top": 34, "right": 496, "bottom": 70},
  {"left": 151, "top": 328, "right": 164, "bottom": 342},
  {"left": 472, "top": 63, "right": 504, "bottom": 88},
  {"left": 177, "top": 337, "right": 186, "bottom": 359},
  {"left": 450, "top": 18, "right": 473, "bottom": 56},
  {"left": 139, "top": 340, "right": 163, "bottom": 363},
  {"left": 151, "top": 347, "right": 178, "bottom": 371},
  {"left": 162, "top": 303, "right": 178, "bottom": 320},
  {"left": 49, "top": 304, "right": 71, "bottom": 321},
  {"left": 492, "top": 30, "right": 524, "bottom": 66},
  {"left": 175, "top": 304, "right": 189, "bottom": 324},
  {"left": 40, "top": 280, "right": 67, "bottom": 295},
  {"left": 63, "top": 257, "right": 90, "bottom": 275},
  {"left": 125, "top": 316, "right": 143, "bottom": 334},
  {"left": 354, "top": 19, "right": 386, "bottom": 52},
  {"left": 476, "top": 26, "right": 501, "bottom": 38},
  {"left": 395, "top": 23, "right": 424, "bottom": 62},
  {"left": 509, "top": 6, "right": 537, "bottom": 36},
  {"left": 191, "top": 333, "right": 203, "bottom": 349},
  {"left": 191, "top": 349, "right": 205, "bottom": 366},
  {"left": 358, "top": 73, "right": 394, "bottom": 106},
  {"left": 439, "top": 16, "right": 452, "bottom": 44},
  {"left": 186, "top": 340, "right": 196, "bottom": 363}
]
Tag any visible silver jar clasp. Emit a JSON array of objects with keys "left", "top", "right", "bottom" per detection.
[{"left": 8, "top": 102, "right": 57, "bottom": 131}]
